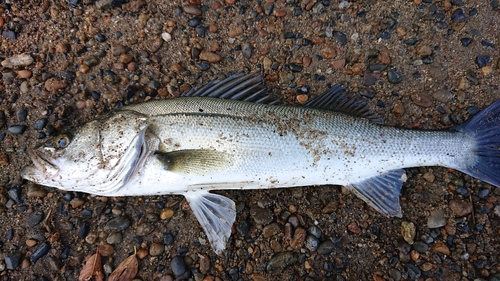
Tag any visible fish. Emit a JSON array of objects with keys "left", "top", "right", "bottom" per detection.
[{"left": 22, "top": 72, "right": 500, "bottom": 254}]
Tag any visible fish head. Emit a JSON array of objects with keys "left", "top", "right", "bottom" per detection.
[{"left": 22, "top": 110, "right": 151, "bottom": 195}]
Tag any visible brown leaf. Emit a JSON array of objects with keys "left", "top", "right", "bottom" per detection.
[
  {"left": 78, "top": 250, "right": 104, "bottom": 281},
  {"left": 108, "top": 253, "right": 138, "bottom": 281}
]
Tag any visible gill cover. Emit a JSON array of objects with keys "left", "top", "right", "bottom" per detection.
[{"left": 22, "top": 110, "right": 150, "bottom": 193}]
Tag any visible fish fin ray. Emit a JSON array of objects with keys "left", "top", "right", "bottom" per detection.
[
  {"left": 304, "top": 84, "right": 384, "bottom": 124},
  {"left": 184, "top": 190, "right": 236, "bottom": 254},
  {"left": 347, "top": 169, "right": 406, "bottom": 217},
  {"left": 453, "top": 100, "right": 500, "bottom": 187},
  {"left": 181, "top": 72, "right": 280, "bottom": 104},
  {"left": 154, "top": 149, "right": 230, "bottom": 175}
]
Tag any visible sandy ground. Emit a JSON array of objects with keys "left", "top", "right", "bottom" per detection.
[{"left": 0, "top": 0, "right": 499, "bottom": 280}]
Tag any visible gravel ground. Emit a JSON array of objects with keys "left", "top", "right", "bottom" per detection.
[{"left": 1, "top": 0, "right": 500, "bottom": 280}]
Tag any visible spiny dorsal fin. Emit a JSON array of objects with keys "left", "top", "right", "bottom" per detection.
[
  {"left": 182, "top": 72, "right": 280, "bottom": 105},
  {"left": 304, "top": 84, "right": 384, "bottom": 124},
  {"left": 347, "top": 169, "right": 407, "bottom": 217}
]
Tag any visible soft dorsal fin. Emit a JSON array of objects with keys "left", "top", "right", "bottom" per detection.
[
  {"left": 347, "top": 169, "right": 407, "bottom": 217},
  {"left": 182, "top": 72, "right": 280, "bottom": 105},
  {"left": 304, "top": 84, "right": 384, "bottom": 124}
]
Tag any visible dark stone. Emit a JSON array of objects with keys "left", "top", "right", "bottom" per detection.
[
  {"left": 26, "top": 211, "right": 44, "bottom": 228},
  {"left": 451, "top": 8, "right": 466, "bottom": 23},
  {"left": 104, "top": 217, "right": 131, "bottom": 231},
  {"left": 481, "top": 40, "right": 495, "bottom": 48},
  {"left": 187, "top": 17, "right": 201, "bottom": 27},
  {"left": 333, "top": 31, "right": 347, "bottom": 45},
  {"left": 289, "top": 63, "right": 303, "bottom": 72},
  {"left": 78, "top": 221, "right": 89, "bottom": 238},
  {"left": 8, "top": 187, "right": 22, "bottom": 204},
  {"left": 5, "top": 252, "right": 22, "bottom": 269},
  {"left": 317, "top": 240, "right": 335, "bottom": 255},
  {"left": 475, "top": 55, "right": 490, "bottom": 68},
  {"left": 2, "top": 30, "right": 16, "bottom": 39},
  {"left": 460, "top": 38, "right": 472, "bottom": 47},
  {"left": 387, "top": 68, "right": 403, "bottom": 83},
  {"left": 8, "top": 125, "right": 27, "bottom": 135},
  {"left": 17, "top": 108, "right": 27, "bottom": 122},
  {"left": 171, "top": 256, "right": 186, "bottom": 277},
  {"left": 30, "top": 242, "right": 51, "bottom": 263},
  {"left": 33, "top": 118, "right": 47, "bottom": 130},
  {"left": 95, "top": 33, "right": 106, "bottom": 42}
]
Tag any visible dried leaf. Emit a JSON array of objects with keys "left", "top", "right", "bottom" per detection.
[
  {"left": 108, "top": 253, "right": 138, "bottom": 281},
  {"left": 78, "top": 250, "right": 104, "bottom": 281}
]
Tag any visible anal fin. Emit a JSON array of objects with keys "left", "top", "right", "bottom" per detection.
[
  {"left": 347, "top": 169, "right": 407, "bottom": 217},
  {"left": 184, "top": 190, "right": 236, "bottom": 254}
]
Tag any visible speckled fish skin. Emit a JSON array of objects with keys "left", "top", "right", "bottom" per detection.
[
  {"left": 21, "top": 73, "right": 500, "bottom": 254},
  {"left": 119, "top": 97, "right": 471, "bottom": 195}
]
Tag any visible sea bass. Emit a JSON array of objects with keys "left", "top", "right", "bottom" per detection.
[{"left": 22, "top": 73, "right": 500, "bottom": 253}]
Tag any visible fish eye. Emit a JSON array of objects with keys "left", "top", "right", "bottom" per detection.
[{"left": 56, "top": 134, "right": 72, "bottom": 148}]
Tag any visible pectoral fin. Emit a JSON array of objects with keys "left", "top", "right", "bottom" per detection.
[
  {"left": 155, "top": 149, "right": 229, "bottom": 175},
  {"left": 347, "top": 169, "right": 407, "bottom": 217},
  {"left": 184, "top": 190, "right": 236, "bottom": 254}
]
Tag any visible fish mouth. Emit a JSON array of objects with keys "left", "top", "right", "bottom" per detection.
[{"left": 23, "top": 148, "right": 59, "bottom": 177}]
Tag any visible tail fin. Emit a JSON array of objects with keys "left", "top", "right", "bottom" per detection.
[{"left": 454, "top": 100, "right": 500, "bottom": 187}]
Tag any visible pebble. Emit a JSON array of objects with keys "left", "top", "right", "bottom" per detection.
[
  {"left": 432, "top": 89, "right": 453, "bottom": 103},
  {"left": 405, "top": 263, "right": 421, "bottom": 279},
  {"left": 98, "top": 244, "right": 114, "bottom": 257},
  {"left": 229, "top": 26, "right": 244, "bottom": 38},
  {"left": 78, "top": 221, "right": 90, "bottom": 238},
  {"left": 307, "top": 225, "right": 322, "bottom": 239},
  {"left": 83, "top": 55, "right": 100, "bottom": 67},
  {"left": 199, "top": 51, "right": 221, "bottom": 63},
  {"left": 149, "top": 242, "right": 165, "bottom": 256},
  {"left": 26, "top": 211, "right": 44, "bottom": 227},
  {"left": 33, "top": 118, "right": 48, "bottom": 130},
  {"left": 290, "top": 227, "right": 306, "bottom": 249},
  {"left": 44, "top": 78, "right": 68, "bottom": 92},
  {"left": 412, "top": 241, "right": 429, "bottom": 253},
  {"left": 183, "top": 4, "right": 202, "bottom": 16},
  {"left": 333, "top": 31, "right": 347, "bottom": 45},
  {"left": 262, "top": 223, "right": 280, "bottom": 238},
  {"left": 104, "top": 217, "right": 131, "bottom": 231},
  {"left": 304, "top": 235, "right": 319, "bottom": 251},
  {"left": 17, "top": 70, "right": 32, "bottom": 79},
  {"left": 387, "top": 68, "right": 403, "bottom": 83},
  {"left": 171, "top": 256, "right": 186, "bottom": 277},
  {"left": 266, "top": 252, "right": 296, "bottom": 273},
  {"left": 320, "top": 44, "right": 336, "bottom": 59},
  {"left": 106, "top": 232, "right": 122, "bottom": 244},
  {"left": 135, "top": 223, "right": 154, "bottom": 236},
  {"left": 0, "top": 110, "right": 5, "bottom": 127},
  {"left": 347, "top": 222, "right": 361, "bottom": 234},
  {"left": 448, "top": 199, "right": 472, "bottom": 217},
  {"left": 249, "top": 205, "right": 273, "bottom": 225},
  {"left": 160, "top": 208, "right": 175, "bottom": 220},
  {"left": 5, "top": 252, "right": 22, "bottom": 269},
  {"left": 401, "top": 221, "right": 416, "bottom": 244},
  {"left": 317, "top": 240, "right": 335, "bottom": 255},
  {"left": 427, "top": 209, "right": 446, "bottom": 228},
  {"left": 85, "top": 232, "right": 97, "bottom": 244},
  {"left": 1, "top": 53, "right": 34, "bottom": 68},
  {"left": 422, "top": 172, "right": 435, "bottom": 182},
  {"left": 8, "top": 125, "right": 27, "bottom": 135},
  {"left": 460, "top": 37, "right": 472, "bottom": 47},
  {"left": 417, "top": 45, "right": 433, "bottom": 56},
  {"left": 451, "top": 8, "right": 466, "bottom": 22},
  {"left": 161, "top": 32, "right": 172, "bottom": 42},
  {"left": 30, "top": 242, "right": 50, "bottom": 263},
  {"left": 431, "top": 241, "right": 451, "bottom": 255},
  {"left": 8, "top": 187, "right": 22, "bottom": 203},
  {"left": 242, "top": 43, "right": 252, "bottom": 59},
  {"left": 475, "top": 55, "right": 490, "bottom": 68}
]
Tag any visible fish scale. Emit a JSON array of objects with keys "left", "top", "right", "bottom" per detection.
[{"left": 22, "top": 73, "right": 500, "bottom": 254}]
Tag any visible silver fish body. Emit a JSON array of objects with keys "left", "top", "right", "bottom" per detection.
[{"left": 22, "top": 73, "right": 500, "bottom": 253}]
